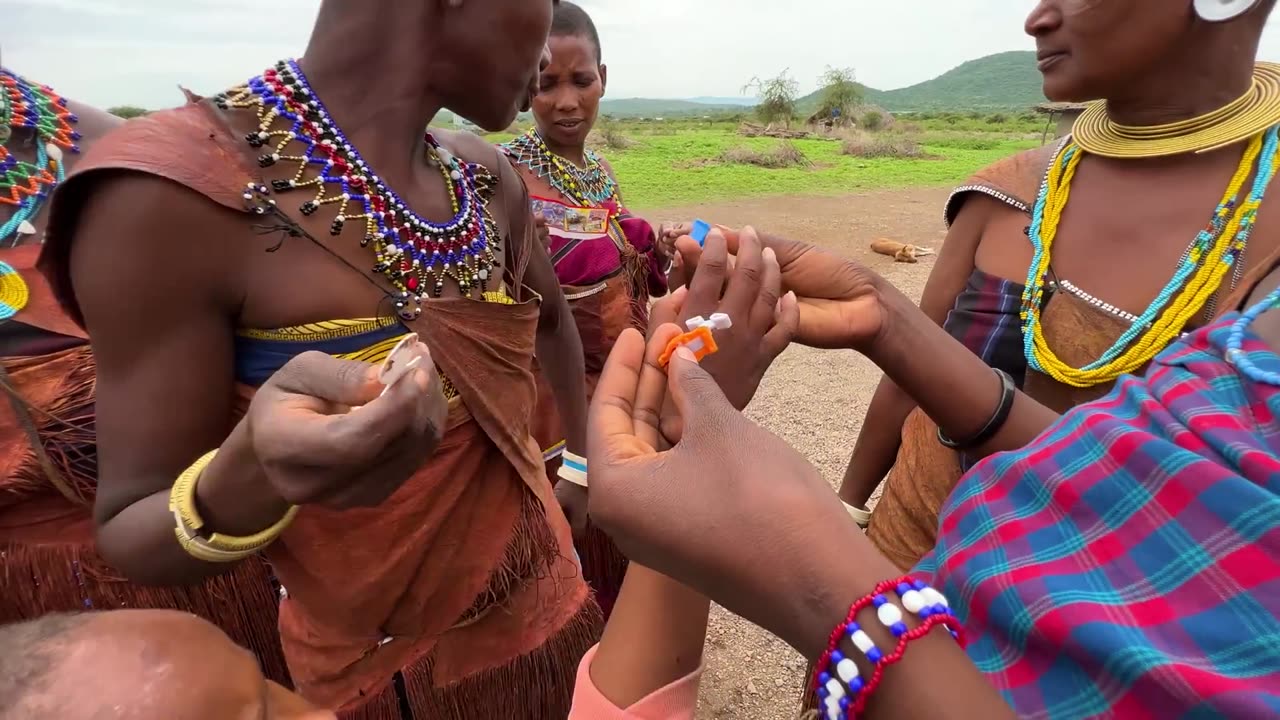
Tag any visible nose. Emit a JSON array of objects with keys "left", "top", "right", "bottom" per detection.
[
  {"left": 539, "top": 44, "right": 552, "bottom": 74},
  {"left": 1025, "top": 0, "right": 1060, "bottom": 37}
]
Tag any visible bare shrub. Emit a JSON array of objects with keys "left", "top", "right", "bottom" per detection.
[
  {"left": 721, "top": 141, "right": 810, "bottom": 169},
  {"left": 839, "top": 130, "right": 926, "bottom": 159}
]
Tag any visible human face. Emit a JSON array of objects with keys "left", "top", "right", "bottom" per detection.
[
  {"left": 1025, "top": 0, "right": 1191, "bottom": 102},
  {"left": 439, "top": 0, "right": 557, "bottom": 131},
  {"left": 62, "top": 610, "right": 335, "bottom": 720},
  {"left": 533, "top": 34, "right": 606, "bottom": 151}
]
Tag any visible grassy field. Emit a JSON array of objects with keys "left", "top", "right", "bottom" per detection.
[{"left": 485, "top": 115, "right": 1046, "bottom": 208}]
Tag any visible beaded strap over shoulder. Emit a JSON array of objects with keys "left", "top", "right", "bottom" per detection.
[{"left": 943, "top": 142, "right": 1062, "bottom": 227}]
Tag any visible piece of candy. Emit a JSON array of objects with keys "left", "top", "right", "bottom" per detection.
[
  {"left": 690, "top": 219, "right": 712, "bottom": 247},
  {"left": 658, "top": 326, "right": 719, "bottom": 368}
]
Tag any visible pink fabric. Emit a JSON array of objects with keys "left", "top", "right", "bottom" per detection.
[{"left": 568, "top": 645, "right": 702, "bottom": 720}]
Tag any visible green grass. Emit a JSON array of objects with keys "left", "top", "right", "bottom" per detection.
[{"left": 483, "top": 121, "right": 1041, "bottom": 209}]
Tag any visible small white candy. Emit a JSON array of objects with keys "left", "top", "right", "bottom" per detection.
[
  {"left": 900, "top": 590, "right": 925, "bottom": 614},
  {"left": 17, "top": 220, "right": 36, "bottom": 236},
  {"left": 850, "top": 629, "right": 875, "bottom": 654},
  {"left": 45, "top": 143, "right": 63, "bottom": 162},
  {"left": 705, "top": 312, "right": 733, "bottom": 330},
  {"left": 836, "top": 658, "right": 859, "bottom": 684},
  {"left": 877, "top": 602, "right": 904, "bottom": 627},
  {"left": 825, "top": 678, "right": 846, "bottom": 701},
  {"left": 922, "top": 587, "right": 949, "bottom": 608},
  {"left": 684, "top": 315, "right": 706, "bottom": 330}
]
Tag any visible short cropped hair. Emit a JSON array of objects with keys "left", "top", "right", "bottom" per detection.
[
  {"left": 0, "top": 613, "right": 91, "bottom": 719},
  {"left": 551, "top": 1, "right": 602, "bottom": 64}
]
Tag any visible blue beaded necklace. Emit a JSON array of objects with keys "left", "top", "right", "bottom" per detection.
[
  {"left": 1, "top": 69, "right": 81, "bottom": 246},
  {"left": 1225, "top": 284, "right": 1280, "bottom": 386}
]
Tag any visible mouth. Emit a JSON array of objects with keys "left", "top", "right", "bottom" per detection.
[
  {"left": 554, "top": 119, "right": 586, "bottom": 130},
  {"left": 1036, "top": 50, "right": 1068, "bottom": 72}
]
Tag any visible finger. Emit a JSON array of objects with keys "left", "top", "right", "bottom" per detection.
[
  {"left": 665, "top": 345, "right": 734, "bottom": 439},
  {"left": 682, "top": 229, "right": 728, "bottom": 320},
  {"left": 588, "top": 329, "right": 646, "bottom": 463},
  {"left": 721, "top": 226, "right": 765, "bottom": 321},
  {"left": 750, "top": 246, "right": 784, "bottom": 338},
  {"left": 672, "top": 235, "right": 703, "bottom": 281},
  {"left": 762, "top": 290, "right": 800, "bottom": 360},
  {"left": 648, "top": 286, "right": 688, "bottom": 334},
  {"left": 633, "top": 323, "right": 683, "bottom": 447},
  {"left": 314, "top": 352, "right": 442, "bottom": 464},
  {"left": 271, "top": 351, "right": 383, "bottom": 407}
]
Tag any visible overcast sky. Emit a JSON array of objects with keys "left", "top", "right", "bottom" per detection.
[{"left": 5, "top": 0, "right": 1280, "bottom": 110}]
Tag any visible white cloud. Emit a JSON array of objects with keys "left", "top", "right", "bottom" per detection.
[{"left": 4, "top": 0, "right": 1280, "bottom": 109}]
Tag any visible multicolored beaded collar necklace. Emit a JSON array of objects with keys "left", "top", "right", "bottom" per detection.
[
  {"left": 1, "top": 69, "right": 80, "bottom": 246},
  {"left": 216, "top": 60, "right": 500, "bottom": 316},
  {"left": 502, "top": 130, "right": 616, "bottom": 205}
]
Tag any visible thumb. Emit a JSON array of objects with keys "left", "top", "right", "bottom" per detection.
[
  {"left": 271, "top": 351, "right": 382, "bottom": 407},
  {"left": 665, "top": 346, "right": 734, "bottom": 431}
]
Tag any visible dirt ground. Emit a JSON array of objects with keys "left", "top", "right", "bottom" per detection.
[{"left": 640, "top": 187, "right": 952, "bottom": 720}]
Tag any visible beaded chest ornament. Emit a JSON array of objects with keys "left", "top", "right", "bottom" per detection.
[
  {"left": 216, "top": 60, "right": 501, "bottom": 318},
  {"left": 1, "top": 69, "right": 80, "bottom": 246},
  {"left": 1021, "top": 124, "right": 1280, "bottom": 388},
  {"left": 502, "top": 130, "right": 617, "bottom": 205}
]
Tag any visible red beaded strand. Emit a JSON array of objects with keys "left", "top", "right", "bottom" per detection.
[{"left": 812, "top": 576, "right": 914, "bottom": 691}]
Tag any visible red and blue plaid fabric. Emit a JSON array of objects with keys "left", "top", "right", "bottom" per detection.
[{"left": 915, "top": 314, "right": 1280, "bottom": 719}]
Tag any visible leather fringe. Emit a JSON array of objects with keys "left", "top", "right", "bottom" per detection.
[
  {"left": 0, "top": 541, "right": 292, "bottom": 687},
  {"left": 342, "top": 598, "right": 604, "bottom": 720}
]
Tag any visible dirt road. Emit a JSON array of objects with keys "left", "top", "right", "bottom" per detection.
[{"left": 637, "top": 188, "right": 952, "bottom": 719}]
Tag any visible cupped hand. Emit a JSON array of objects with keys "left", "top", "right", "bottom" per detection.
[
  {"left": 587, "top": 328, "right": 853, "bottom": 639},
  {"left": 671, "top": 228, "right": 886, "bottom": 351},
  {"left": 651, "top": 227, "right": 798, "bottom": 421},
  {"left": 246, "top": 344, "right": 449, "bottom": 508}
]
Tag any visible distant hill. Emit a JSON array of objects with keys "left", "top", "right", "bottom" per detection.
[
  {"left": 686, "top": 96, "right": 758, "bottom": 107},
  {"left": 800, "top": 51, "right": 1045, "bottom": 113},
  {"left": 598, "top": 97, "right": 745, "bottom": 117}
]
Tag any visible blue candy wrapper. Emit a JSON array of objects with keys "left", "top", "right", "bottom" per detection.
[{"left": 690, "top": 219, "right": 712, "bottom": 247}]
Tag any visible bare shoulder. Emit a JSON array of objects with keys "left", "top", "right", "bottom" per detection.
[{"left": 433, "top": 128, "right": 505, "bottom": 173}]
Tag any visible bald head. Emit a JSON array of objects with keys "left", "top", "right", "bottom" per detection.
[{"left": 0, "top": 610, "right": 332, "bottom": 720}]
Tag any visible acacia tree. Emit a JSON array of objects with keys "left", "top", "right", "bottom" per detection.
[
  {"left": 817, "top": 67, "right": 862, "bottom": 122},
  {"left": 744, "top": 70, "right": 799, "bottom": 127}
]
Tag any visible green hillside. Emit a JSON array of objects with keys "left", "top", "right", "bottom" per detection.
[
  {"left": 598, "top": 97, "right": 743, "bottom": 117},
  {"left": 801, "top": 51, "right": 1045, "bottom": 113}
]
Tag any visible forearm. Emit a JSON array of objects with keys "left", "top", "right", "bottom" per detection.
[
  {"left": 779, "top": 517, "right": 1011, "bottom": 719},
  {"left": 590, "top": 564, "right": 709, "bottom": 707},
  {"left": 97, "top": 423, "right": 290, "bottom": 586},
  {"left": 537, "top": 297, "right": 589, "bottom": 454},
  {"left": 867, "top": 281, "right": 1058, "bottom": 459},
  {"left": 839, "top": 377, "right": 914, "bottom": 507}
]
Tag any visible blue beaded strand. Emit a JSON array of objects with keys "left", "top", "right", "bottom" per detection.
[{"left": 1225, "top": 285, "right": 1280, "bottom": 385}]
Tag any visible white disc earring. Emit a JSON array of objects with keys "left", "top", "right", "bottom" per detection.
[{"left": 1194, "top": 0, "right": 1262, "bottom": 22}]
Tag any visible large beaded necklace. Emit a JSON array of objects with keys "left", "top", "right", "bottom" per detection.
[
  {"left": 1022, "top": 124, "right": 1280, "bottom": 388},
  {"left": 216, "top": 60, "right": 499, "bottom": 316},
  {"left": 501, "top": 130, "right": 617, "bottom": 205},
  {"left": 0, "top": 69, "right": 80, "bottom": 245}
]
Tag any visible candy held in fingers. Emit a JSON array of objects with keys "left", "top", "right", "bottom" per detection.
[
  {"left": 378, "top": 334, "right": 424, "bottom": 387},
  {"left": 690, "top": 219, "right": 712, "bottom": 247},
  {"left": 658, "top": 326, "right": 719, "bottom": 368}
]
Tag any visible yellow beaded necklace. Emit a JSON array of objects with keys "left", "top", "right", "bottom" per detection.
[
  {"left": 1072, "top": 63, "right": 1280, "bottom": 158},
  {"left": 1021, "top": 127, "right": 1280, "bottom": 388}
]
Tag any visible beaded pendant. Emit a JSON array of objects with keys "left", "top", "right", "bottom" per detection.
[
  {"left": 1020, "top": 125, "right": 1280, "bottom": 388},
  {"left": 1, "top": 69, "right": 81, "bottom": 246},
  {"left": 216, "top": 60, "right": 501, "bottom": 316},
  {"left": 501, "top": 130, "right": 617, "bottom": 205}
]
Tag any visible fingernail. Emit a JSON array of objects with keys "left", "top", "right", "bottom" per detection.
[
  {"left": 763, "top": 247, "right": 777, "bottom": 263},
  {"left": 785, "top": 290, "right": 797, "bottom": 302},
  {"left": 674, "top": 346, "right": 698, "bottom": 364},
  {"left": 673, "top": 286, "right": 688, "bottom": 300}
]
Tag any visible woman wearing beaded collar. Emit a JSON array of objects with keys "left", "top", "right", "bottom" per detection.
[
  {"left": 0, "top": 67, "right": 302, "bottom": 683},
  {"left": 501, "top": 1, "right": 671, "bottom": 621},
  {"left": 836, "top": 0, "right": 1280, "bottom": 570},
  {"left": 39, "top": 1, "right": 602, "bottom": 718}
]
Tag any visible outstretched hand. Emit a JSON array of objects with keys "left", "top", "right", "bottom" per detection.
[
  {"left": 587, "top": 327, "right": 855, "bottom": 647},
  {"left": 669, "top": 226, "right": 887, "bottom": 351}
]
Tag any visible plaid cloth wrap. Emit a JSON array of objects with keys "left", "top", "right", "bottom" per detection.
[{"left": 915, "top": 314, "right": 1280, "bottom": 719}]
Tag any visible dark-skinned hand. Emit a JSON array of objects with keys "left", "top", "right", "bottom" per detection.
[
  {"left": 245, "top": 343, "right": 448, "bottom": 509},
  {"left": 648, "top": 227, "right": 798, "bottom": 440},
  {"left": 587, "top": 327, "right": 856, "bottom": 649},
  {"left": 669, "top": 225, "right": 886, "bottom": 351}
]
